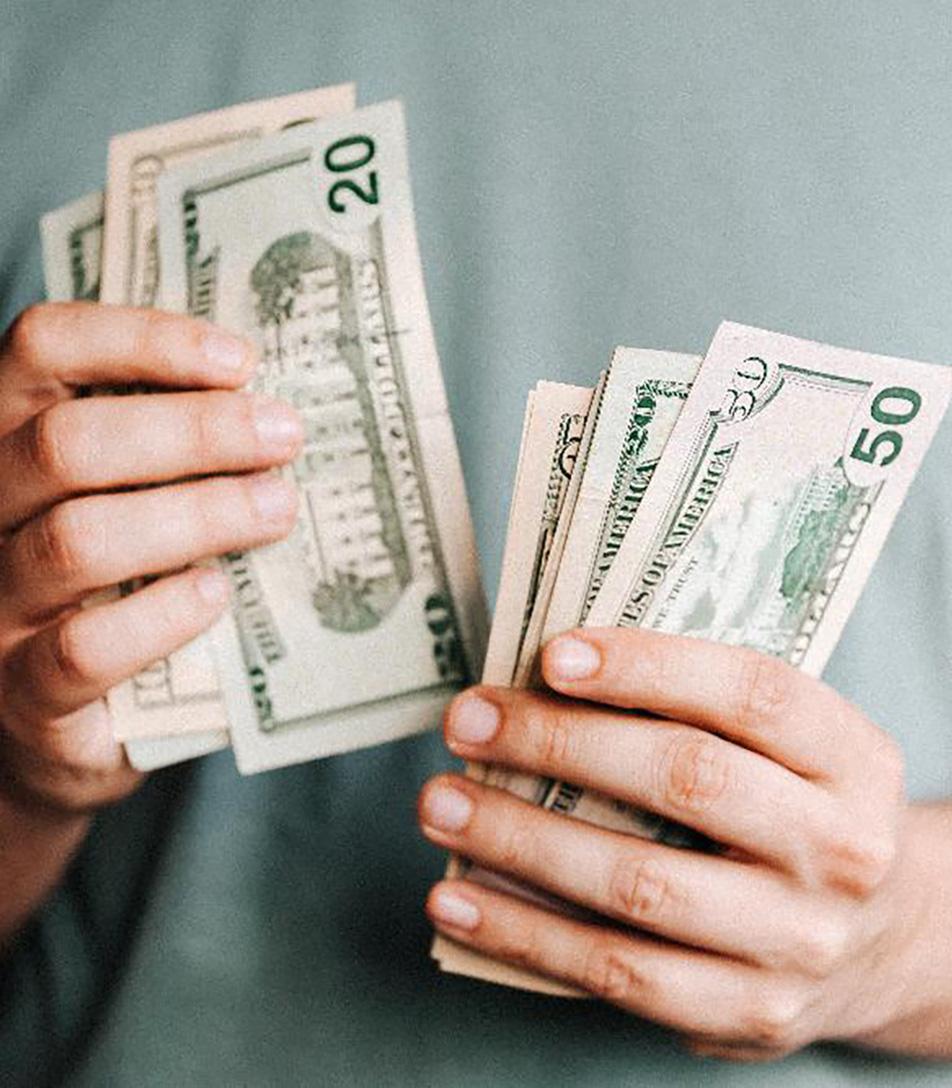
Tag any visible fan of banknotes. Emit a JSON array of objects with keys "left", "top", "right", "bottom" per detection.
[
  {"left": 40, "top": 85, "right": 489, "bottom": 774},
  {"left": 433, "top": 334, "right": 950, "bottom": 992}
]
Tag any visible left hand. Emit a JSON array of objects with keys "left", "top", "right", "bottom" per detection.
[{"left": 419, "top": 627, "right": 916, "bottom": 1062}]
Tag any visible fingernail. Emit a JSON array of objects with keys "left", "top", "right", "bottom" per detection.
[
  {"left": 547, "top": 636, "right": 601, "bottom": 681},
  {"left": 195, "top": 568, "right": 229, "bottom": 606},
  {"left": 422, "top": 783, "right": 474, "bottom": 833},
  {"left": 429, "top": 887, "right": 481, "bottom": 931},
  {"left": 448, "top": 693, "right": 500, "bottom": 746},
  {"left": 203, "top": 327, "right": 252, "bottom": 374},
  {"left": 252, "top": 396, "right": 304, "bottom": 455},
  {"left": 248, "top": 473, "right": 296, "bottom": 527}
]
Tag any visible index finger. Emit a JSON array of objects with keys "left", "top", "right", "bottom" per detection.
[
  {"left": 0, "top": 303, "right": 255, "bottom": 431},
  {"left": 540, "top": 627, "right": 875, "bottom": 782}
]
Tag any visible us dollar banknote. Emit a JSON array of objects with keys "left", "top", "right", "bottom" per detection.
[
  {"left": 480, "top": 387, "right": 536, "bottom": 680},
  {"left": 40, "top": 191, "right": 104, "bottom": 302},
  {"left": 97, "top": 85, "right": 356, "bottom": 769},
  {"left": 484, "top": 383, "right": 594, "bottom": 687},
  {"left": 435, "top": 379, "right": 594, "bottom": 993},
  {"left": 508, "top": 372, "right": 606, "bottom": 688},
  {"left": 156, "top": 100, "right": 488, "bottom": 772},
  {"left": 101, "top": 84, "right": 355, "bottom": 307},
  {"left": 588, "top": 323, "right": 951, "bottom": 659}
]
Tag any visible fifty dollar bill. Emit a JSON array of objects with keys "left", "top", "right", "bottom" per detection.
[{"left": 588, "top": 324, "right": 951, "bottom": 662}]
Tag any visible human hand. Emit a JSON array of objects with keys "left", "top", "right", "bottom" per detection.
[
  {"left": 0, "top": 303, "right": 302, "bottom": 815},
  {"left": 419, "top": 627, "right": 921, "bottom": 1062}
]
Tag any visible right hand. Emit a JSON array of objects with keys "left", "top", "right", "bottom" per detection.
[{"left": 0, "top": 302, "right": 302, "bottom": 815}]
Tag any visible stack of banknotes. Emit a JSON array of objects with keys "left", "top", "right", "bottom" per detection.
[
  {"left": 40, "top": 85, "right": 489, "bottom": 774},
  {"left": 434, "top": 330, "right": 950, "bottom": 992}
]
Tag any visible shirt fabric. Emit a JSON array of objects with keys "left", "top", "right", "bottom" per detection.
[{"left": 2, "top": 2, "right": 952, "bottom": 1085}]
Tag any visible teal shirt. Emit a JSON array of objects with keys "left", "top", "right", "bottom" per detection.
[{"left": 3, "top": 2, "right": 952, "bottom": 1084}]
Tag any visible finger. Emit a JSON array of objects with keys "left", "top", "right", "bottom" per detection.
[
  {"left": 0, "top": 391, "right": 303, "bottom": 530},
  {"left": 541, "top": 628, "right": 874, "bottom": 781},
  {"left": 444, "top": 687, "right": 837, "bottom": 871},
  {"left": 1, "top": 567, "right": 230, "bottom": 722},
  {"left": 0, "top": 697, "right": 141, "bottom": 814},
  {"left": 420, "top": 774, "right": 840, "bottom": 973},
  {"left": 0, "top": 303, "right": 255, "bottom": 433},
  {"left": 426, "top": 880, "right": 805, "bottom": 1048},
  {"left": 0, "top": 471, "right": 296, "bottom": 618}
]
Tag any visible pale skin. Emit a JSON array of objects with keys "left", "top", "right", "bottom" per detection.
[
  {"left": 0, "top": 301, "right": 302, "bottom": 944},
  {"left": 419, "top": 632, "right": 952, "bottom": 1061},
  {"left": 2, "top": 306, "right": 950, "bottom": 1066}
]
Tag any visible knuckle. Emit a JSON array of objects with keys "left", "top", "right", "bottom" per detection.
[
  {"left": 34, "top": 502, "right": 98, "bottom": 581},
  {"left": 492, "top": 915, "right": 544, "bottom": 971},
  {"left": 187, "top": 481, "right": 226, "bottom": 548},
  {"left": 7, "top": 304, "right": 51, "bottom": 361},
  {"left": 48, "top": 617, "right": 101, "bottom": 688},
  {"left": 135, "top": 307, "right": 180, "bottom": 360},
  {"left": 29, "top": 403, "right": 84, "bottom": 487},
  {"left": 15, "top": 737, "right": 141, "bottom": 814},
  {"left": 180, "top": 313, "right": 209, "bottom": 359},
  {"left": 496, "top": 818, "right": 538, "bottom": 873},
  {"left": 27, "top": 720, "right": 88, "bottom": 772},
  {"left": 821, "top": 826, "right": 896, "bottom": 898},
  {"left": 234, "top": 392, "right": 260, "bottom": 450},
  {"left": 582, "top": 939, "right": 656, "bottom": 1009},
  {"left": 186, "top": 395, "right": 227, "bottom": 462},
  {"left": 733, "top": 651, "right": 794, "bottom": 730},
  {"left": 657, "top": 729, "right": 733, "bottom": 814},
  {"left": 606, "top": 855, "right": 677, "bottom": 926},
  {"left": 789, "top": 916, "right": 850, "bottom": 978},
  {"left": 742, "top": 987, "right": 806, "bottom": 1050},
  {"left": 524, "top": 702, "right": 580, "bottom": 770}
]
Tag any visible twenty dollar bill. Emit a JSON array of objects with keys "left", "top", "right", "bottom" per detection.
[
  {"left": 100, "top": 85, "right": 356, "bottom": 767},
  {"left": 157, "top": 100, "right": 488, "bottom": 772}
]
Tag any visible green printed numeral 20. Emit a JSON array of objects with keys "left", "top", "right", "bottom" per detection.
[
  {"left": 850, "top": 386, "right": 922, "bottom": 468},
  {"left": 325, "top": 134, "right": 379, "bottom": 213}
]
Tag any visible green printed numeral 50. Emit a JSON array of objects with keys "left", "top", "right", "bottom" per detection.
[
  {"left": 850, "top": 386, "right": 922, "bottom": 468},
  {"left": 324, "top": 135, "right": 379, "bottom": 213}
]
